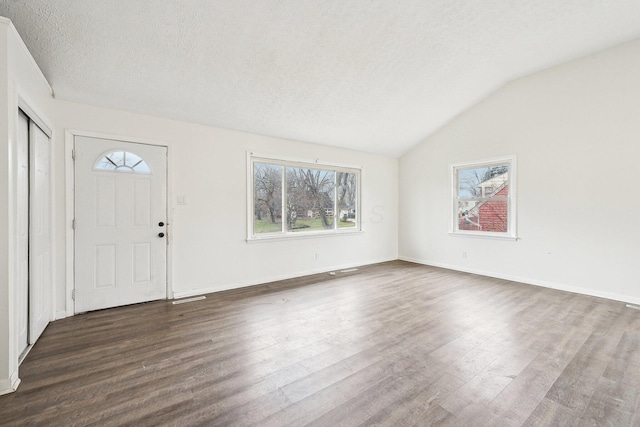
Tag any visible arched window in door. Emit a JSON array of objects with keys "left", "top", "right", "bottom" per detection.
[{"left": 94, "top": 150, "right": 151, "bottom": 173}]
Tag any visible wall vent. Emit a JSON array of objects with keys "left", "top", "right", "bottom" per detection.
[{"left": 172, "top": 296, "right": 206, "bottom": 305}]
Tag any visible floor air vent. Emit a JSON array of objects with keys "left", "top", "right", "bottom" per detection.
[{"left": 172, "top": 296, "right": 206, "bottom": 305}]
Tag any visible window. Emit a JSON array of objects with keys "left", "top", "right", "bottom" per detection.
[
  {"left": 451, "top": 156, "right": 516, "bottom": 239},
  {"left": 249, "top": 154, "right": 360, "bottom": 239},
  {"left": 95, "top": 150, "right": 150, "bottom": 173}
]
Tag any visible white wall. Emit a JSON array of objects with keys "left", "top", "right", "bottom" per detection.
[
  {"left": 0, "top": 19, "right": 54, "bottom": 395},
  {"left": 0, "top": 21, "right": 11, "bottom": 396},
  {"left": 51, "top": 100, "right": 398, "bottom": 314},
  {"left": 0, "top": 17, "right": 398, "bottom": 393},
  {"left": 399, "top": 39, "right": 640, "bottom": 304}
]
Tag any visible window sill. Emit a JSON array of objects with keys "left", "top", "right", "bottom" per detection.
[
  {"left": 247, "top": 229, "right": 364, "bottom": 243},
  {"left": 448, "top": 231, "right": 518, "bottom": 241}
]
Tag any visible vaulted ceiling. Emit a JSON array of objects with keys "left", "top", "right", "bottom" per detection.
[{"left": 2, "top": 1, "right": 640, "bottom": 156}]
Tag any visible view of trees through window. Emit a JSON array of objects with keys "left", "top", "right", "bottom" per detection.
[
  {"left": 456, "top": 163, "right": 509, "bottom": 233},
  {"left": 253, "top": 160, "right": 358, "bottom": 236}
]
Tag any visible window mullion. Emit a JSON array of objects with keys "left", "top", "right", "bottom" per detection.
[
  {"left": 250, "top": 159, "right": 255, "bottom": 238},
  {"left": 282, "top": 166, "right": 287, "bottom": 234},
  {"left": 333, "top": 171, "right": 338, "bottom": 231}
]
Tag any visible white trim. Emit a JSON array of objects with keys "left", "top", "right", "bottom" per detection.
[
  {"left": 65, "top": 129, "right": 171, "bottom": 148},
  {"left": 64, "top": 131, "right": 75, "bottom": 317},
  {"left": 447, "top": 231, "right": 518, "bottom": 241},
  {"left": 247, "top": 229, "right": 364, "bottom": 243},
  {"left": 18, "top": 95, "right": 52, "bottom": 138},
  {"left": 0, "top": 369, "right": 21, "bottom": 396},
  {"left": 450, "top": 154, "right": 517, "bottom": 239},
  {"left": 18, "top": 344, "right": 34, "bottom": 365},
  {"left": 450, "top": 155, "right": 516, "bottom": 169},
  {"left": 166, "top": 144, "right": 175, "bottom": 299},
  {"left": 249, "top": 151, "right": 362, "bottom": 171},
  {"left": 65, "top": 129, "right": 173, "bottom": 315},
  {"left": 399, "top": 256, "right": 640, "bottom": 306},
  {"left": 172, "top": 257, "right": 396, "bottom": 299},
  {"left": 245, "top": 151, "right": 253, "bottom": 241}
]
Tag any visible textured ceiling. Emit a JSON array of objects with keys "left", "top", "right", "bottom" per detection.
[{"left": 1, "top": 1, "right": 640, "bottom": 156}]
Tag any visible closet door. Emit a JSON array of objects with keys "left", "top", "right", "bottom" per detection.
[
  {"left": 29, "top": 121, "right": 52, "bottom": 343},
  {"left": 17, "top": 112, "right": 29, "bottom": 356}
]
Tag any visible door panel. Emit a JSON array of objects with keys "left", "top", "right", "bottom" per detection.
[
  {"left": 29, "top": 121, "right": 52, "bottom": 343},
  {"left": 94, "top": 245, "right": 117, "bottom": 289},
  {"left": 75, "top": 136, "right": 167, "bottom": 313},
  {"left": 95, "top": 176, "right": 116, "bottom": 227},
  {"left": 133, "top": 179, "right": 151, "bottom": 226},
  {"left": 132, "top": 243, "right": 152, "bottom": 284},
  {"left": 17, "top": 112, "right": 29, "bottom": 356}
]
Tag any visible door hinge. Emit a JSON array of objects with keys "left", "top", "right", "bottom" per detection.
[
  {"left": 72, "top": 149, "right": 75, "bottom": 160},
  {"left": 72, "top": 218, "right": 76, "bottom": 230},
  {"left": 72, "top": 289, "right": 76, "bottom": 300}
]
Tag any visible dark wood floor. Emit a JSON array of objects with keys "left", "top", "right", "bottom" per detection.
[{"left": 1, "top": 261, "right": 639, "bottom": 426}]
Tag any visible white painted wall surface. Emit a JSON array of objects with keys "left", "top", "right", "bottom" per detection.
[
  {"left": 0, "top": 22, "right": 12, "bottom": 396},
  {"left": 0, "top": 19, "right": 54, "bottom": 395},
  {"left": 0, "top": 17, "right": 397, "bottom": 393},
  {"left": 51, "top": 100, "right": 399, "bottom": 311},
  {"left": 399, "top": 39, "right": 640, "bottom": 304}
]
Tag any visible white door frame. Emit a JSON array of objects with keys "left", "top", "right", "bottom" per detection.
[{"left": 65, "top": 130, "right": 173, "bottom": 318}]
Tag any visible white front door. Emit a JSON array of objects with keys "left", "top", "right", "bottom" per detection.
[{"left": 74, "top": 136, "right": 167, "bottom": 313}]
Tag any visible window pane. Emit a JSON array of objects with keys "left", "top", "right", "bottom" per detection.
[
  {"left": 457, "top": 200, "right": 480, "bottom": 230},
  {"left": 456, "top": 162, "right": 510, "bottom": 234},
  {"left": 457, "top": 200, "right": 508, "bottom": 232},
  {"left": 477, "top": 198, "right": 508, "bottom": 232},
  {"left": 253, "top": 163, "right": 283, "bottom": 234},
  {"left": 249, "top": 156, "right": 361, "bottom": 239},
  {"left": 286, "top": 167, "right": 335, "bottom": 232},
  {"left": 124, "top": 152, "right": 151, "bottom": 173},
  {"left": 96, "top": 152, "right": 118, "bottom": 170},
  {"left": 95, "top": 151, "right": 151, "bottom": 173},
  {"left": 109, "top": 151, "right": 125, "bottom": 167},
  {"left": 337, "top": 172, "right": 357, "bottom": 228},
  {"left": 458, "top": 165, "right": 508, "bottom": 200}
]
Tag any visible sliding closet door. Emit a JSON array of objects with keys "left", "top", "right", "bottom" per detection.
[
  {"left": 29, "top": 120, "right": 52, "bottom": 343},
  {"left": 17, "top": 112, "right": 30, "bottom": 356}
]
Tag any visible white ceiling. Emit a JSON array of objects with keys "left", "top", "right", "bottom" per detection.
[{"left": 1, "top": 1, "right": 640, "bottom": 157}]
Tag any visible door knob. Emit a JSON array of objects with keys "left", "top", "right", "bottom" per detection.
[
  {"left": 158, "top": 232, "right": 165, "bottom": 238},
  {"left": 158, "top": 222, "right": 165, "bottom": 227}
]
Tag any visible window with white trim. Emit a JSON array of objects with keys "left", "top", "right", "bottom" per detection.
[
  {"left": 249, "top": 155, "right": 360, "bottom": 239},
  {"left": 451, "top": 156, "right": 516, "bottom": 239}
]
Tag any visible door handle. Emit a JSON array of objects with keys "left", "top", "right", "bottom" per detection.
[
  {"left": 158, "top": 232, "right": 165, "bottom": 238},
  {"left": 158, "top": 222, "right": 165, "bottom": 227}
]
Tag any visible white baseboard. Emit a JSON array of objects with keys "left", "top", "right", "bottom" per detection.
[
  {"left": 399, "top": 256, "right": 640, "bottom": 306},
  {"left": 55, "top": 310, "right": 68, "bottom": 320},
  {"left": 172, "top": 257, "right": 396, "bottom": 299},
  {"left": 0, "top": 370, "right": 21, "bottom": 396}
]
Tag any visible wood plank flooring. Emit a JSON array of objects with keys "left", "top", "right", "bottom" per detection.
[{"left": 1, "top": 261, "right": 639, "bottom": 426}]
